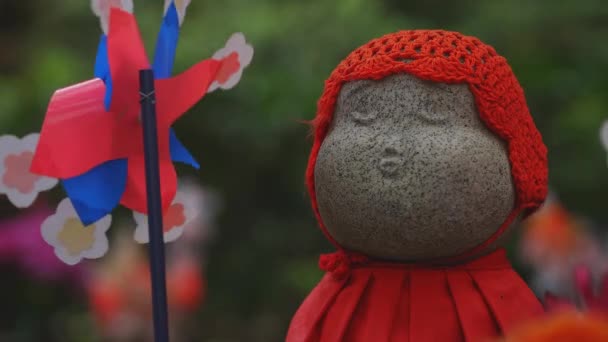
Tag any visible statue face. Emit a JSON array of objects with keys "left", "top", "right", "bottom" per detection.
[{"left": 314, "top": 74, "right": 515, "bottom": 261}]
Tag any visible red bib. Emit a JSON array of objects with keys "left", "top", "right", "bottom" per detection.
[{"left": 287, "top": 249, "right": 543, "bottom": 342}]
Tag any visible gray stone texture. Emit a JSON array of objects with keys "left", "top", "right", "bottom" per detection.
[{"left": 314, "top": 74, "right": 516, "bottom": 261}]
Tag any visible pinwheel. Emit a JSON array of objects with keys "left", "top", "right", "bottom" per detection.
[
  {"left": 0, "top": 2, "right": 253, "bottom": 340},
  {"left": 31, "top": 1, "right": 253, "bottom": 227}
]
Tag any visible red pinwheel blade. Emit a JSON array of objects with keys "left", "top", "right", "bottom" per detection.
[
  {"left": 155, "top": 59, "right": 222, "bottom": 126},
  {"left": 31, "top": 79, "right": 123, "bottom": 178},
  {"left": 108, "top": 7, "right": 150, "bottom": 118},
  {"left": 120, "top": 155, "right": 177, "bottom": 214}
]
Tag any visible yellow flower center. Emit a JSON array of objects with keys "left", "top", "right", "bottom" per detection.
[{"left": 57, "top": 218, "right": 96, "bottom": 256}]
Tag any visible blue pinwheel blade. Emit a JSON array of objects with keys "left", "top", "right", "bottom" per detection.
[
  {"left": 153, "top": 2, "right": 180, "bottom": 79},
  {"left": 62, "top": 159, "right": 127, "bottom": 225},
  {"left": 94, "top": 35, "right": 113, "bottom": 110},
  {"left": 169, "top": 129, "right": 200, "bottom": 168}
]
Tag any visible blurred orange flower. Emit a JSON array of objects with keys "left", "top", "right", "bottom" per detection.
[
  {"left": 500, "top": 311, "right": 608, "bottom": 342},
  {"left": 521, "top": 202, "right": 583, "bottom": 260}
]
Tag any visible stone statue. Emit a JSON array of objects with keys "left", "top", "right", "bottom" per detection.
[{"left": 287, "top": 30, "right": 548, "bottom": 341}]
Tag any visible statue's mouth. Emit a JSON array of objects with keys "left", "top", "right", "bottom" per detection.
[
  {"left": 378, "top": 145, "right": 403, "bottom": 176},
  {"left": 378, "top": 156, "right": 402, "bottom": 176}
]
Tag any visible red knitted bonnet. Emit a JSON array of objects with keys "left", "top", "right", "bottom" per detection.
[{"left": 307, "top": 30, "right": 548, "bottom": 261}]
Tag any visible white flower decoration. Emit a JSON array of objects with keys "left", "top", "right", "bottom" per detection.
[
  {"left": 91, "top": 0, "right": 134, "bottom": 34},
  {"left": 41, "top": 198, "right": 112, "bottom": 265},
  {"left": 0, "top": 134, "right": 57, "bottom": 208},
  {"left": 601, "top": 120, "right": 608, "bottom": 150},
  {"left": 601, "top": 120, "right": 608, "bottom": 167},
  {"left": 208, "top": 33, "right": 254, "bottom": 93},
  {"left": 164, "top": 0, "right": 192, "bottom": 26},
  {"left": 133, "top": 190, "right": 198, "bottom": 244}
]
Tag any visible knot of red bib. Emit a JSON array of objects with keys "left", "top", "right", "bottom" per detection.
[{"left": 319, "top": 250, "right": 369, "bottom": 280}]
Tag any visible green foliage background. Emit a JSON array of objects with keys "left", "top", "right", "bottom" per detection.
[{"left": 0, "top": 0, "right": 606, "bottom": 341}]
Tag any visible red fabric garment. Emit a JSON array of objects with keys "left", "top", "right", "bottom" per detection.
[{"left": 287, "top": 249, "right": 544, "bottom": 342}]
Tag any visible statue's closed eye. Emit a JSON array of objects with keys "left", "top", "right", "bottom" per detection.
[
  {"left": 418, "top": 108, "right": 447, "bottom": 123},
  {"left": 417, "top": 95, "right": 448, "bottom": 123},
  {"left": 351, "top": 110, "right": 378, "bottom": 125}
]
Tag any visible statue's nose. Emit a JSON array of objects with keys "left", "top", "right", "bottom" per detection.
[{"left": 383, "top": 146, "right": 401, "bottom": 156}]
